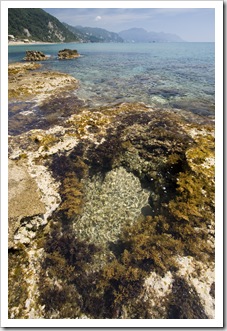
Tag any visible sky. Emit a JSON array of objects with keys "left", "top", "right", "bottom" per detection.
[{"left": 43, "top": 8, "right": 215, "bottom": 42}]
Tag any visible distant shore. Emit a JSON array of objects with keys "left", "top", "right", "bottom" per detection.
[{"left": 8, "top": 41, "right": 61, "bottom": 46}]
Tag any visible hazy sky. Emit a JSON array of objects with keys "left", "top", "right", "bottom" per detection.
[{"left": 43, "top": 8, "right": 215, "bottom": 42}]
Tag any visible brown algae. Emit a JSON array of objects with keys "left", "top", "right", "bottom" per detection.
[
  {"left": 33, "top": 105, "right": 215, "bottom": 318},
  {"left": 8, "top": 64, "right": 215, "bottom": 319}
]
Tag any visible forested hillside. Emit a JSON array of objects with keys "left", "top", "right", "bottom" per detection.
[
  {"left": 63, "top": 23, "right": 123, "bottom": 43},
  {"left": 8, "top": 8, "right": 79, "bottom": 42}
]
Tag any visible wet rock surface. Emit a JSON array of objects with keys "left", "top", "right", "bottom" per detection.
[{"left": 8, "top": 63, "right": 215, "bottom": 319}]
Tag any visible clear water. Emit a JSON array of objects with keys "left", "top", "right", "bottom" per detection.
[{"left": 8, "top": 42, "right": 215, "bottom": 117}]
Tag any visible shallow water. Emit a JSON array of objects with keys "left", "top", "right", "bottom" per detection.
[
  {"left": 8, "top": 42, "right": 215, "bottom": 135},
  {"left": 8, "top": 43, "right": 215, "bottom": 319}
]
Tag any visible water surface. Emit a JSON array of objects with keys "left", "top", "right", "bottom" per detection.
[{"left": 8, "top": 42, "right": 215, "bottom": 134}]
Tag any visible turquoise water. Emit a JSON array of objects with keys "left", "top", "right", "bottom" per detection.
[{"left": 8, "top": 42, "right": 214, "bottom": 133}]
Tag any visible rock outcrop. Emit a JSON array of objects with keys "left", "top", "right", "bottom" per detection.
[
  {"left": 58, "top": 48, "right": 80, "bottom": 60},
  {"left": 24, "top": 50, "right": 49, "bottom": 61},
  {"left": 8, "top": 159, "right": 46, "bottom": 248},
  {"left": 8, "top": 62, "right": 79, "bottom": 102}
]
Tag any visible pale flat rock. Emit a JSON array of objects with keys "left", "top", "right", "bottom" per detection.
[
  {"left": 8, "top": 159, "right": 45, "bottom": 247},
  {"left": 8, "top": 159, "right": 45, "bottom": 218}
]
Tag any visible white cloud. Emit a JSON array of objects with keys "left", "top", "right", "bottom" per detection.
[{"left": 95, "top": 15, "right": 102, "bottom": 21}]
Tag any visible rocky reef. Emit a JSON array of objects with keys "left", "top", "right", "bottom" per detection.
[
  {"left": 8, "top": 63, "right": 215, "bottom": 319},
  {"left": 24, "top": 50, "right": 49, "bottom": 61},
  {"left": 8, "top": 62, "right": 79, "bottom": 102},
  {"left": 58, "top": 49, "right": 80, "bottom": 60}
]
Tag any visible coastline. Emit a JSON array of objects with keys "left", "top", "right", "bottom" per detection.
[{"left": 8, "top": 41, "right": 62, "bottom": 46}]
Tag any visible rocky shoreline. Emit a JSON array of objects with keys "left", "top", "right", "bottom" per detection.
[
  {"left": 8, "top": 62, "right": 79, "bottom": 101},
  {"left": 8, "top": 62, "right": 215, "bottom": 319}
]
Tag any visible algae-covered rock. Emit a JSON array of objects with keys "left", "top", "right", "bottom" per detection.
[
  {"left": 58, "top": 49, "right": 80, "bottom": 60},
  {"left": 8, "top": 62, "right": 79, "bottom": 101},
  {"left": 24, "top": 50, "right": 49, "bottom": 61},
  {"left": 34, "top": 103, "right": 214, "bottom": 319},
  {"left": 8, "top": 62, "right": 42, "bottom": 75},
  {"left": 8, "top": 60, "right": 215, "bottom": 319}
]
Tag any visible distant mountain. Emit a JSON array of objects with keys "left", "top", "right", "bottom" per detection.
[
  {"left": 8, "top": 8, "right": 79, "bottom": 42},
  {"left": 64, "top": 23, "right": 123, "bottom": 43},
  {"left": 8, "top": 9, "right": 183, "bottom": 44},
  {"left": 62, "top": 23, "right": 89, "bottom": 42},
  {"left": 118, "top": 28, "right": 184, "bottom": 43}
]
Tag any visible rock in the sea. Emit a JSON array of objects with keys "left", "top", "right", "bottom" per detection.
[
  {"left": 58, "top": 48, "right": 80, "bottom": 60},
  {"left": 24, "top": 50, "right": 49, "bottom": 61}
]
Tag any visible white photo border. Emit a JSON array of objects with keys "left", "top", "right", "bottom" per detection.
[{"left": 1, "top": 0, "right": 223, "bottom": 328}]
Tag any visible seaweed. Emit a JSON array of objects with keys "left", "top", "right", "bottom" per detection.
[
  {"left": 166, "top": 276, "right": 208, "bottom": 319},
  {"left": 87, "top": 133, "right": 121, "bottom": 175},
  {"left": 97, "top": 260, "right": 146, "bottom": 318},
  {"left": 36, "top": 106, "right": 214, "bottom": 319},
  {"left": 119, "top": 215, "right": 184, "bottom": 275},
  {"left": 8, "top": 244, "right": 29, "bottom": 318},
  {"left": 58, "top": 172, "right": 84, "bottom": 220},
  {"left": 38, "top": 221, "right": 99, "bottom": 318}
]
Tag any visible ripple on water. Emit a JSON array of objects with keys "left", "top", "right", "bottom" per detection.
[
  {"left": 8, "top": 93, "right": 85, "bottom": 135},
  {"left": 9, "top": 42, "right": 215, "bottom": 121}
]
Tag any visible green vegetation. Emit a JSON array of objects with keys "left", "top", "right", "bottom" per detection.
[
  {"left": 8, "top": 8, "right": 79, "bottom": 42},
  {"left": 8, "top": 8, "right": 123, "bottom": 43}
]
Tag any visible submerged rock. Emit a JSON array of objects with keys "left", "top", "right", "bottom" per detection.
[{"left": 74, "top": 167, "right": 150, "bottom": 245}]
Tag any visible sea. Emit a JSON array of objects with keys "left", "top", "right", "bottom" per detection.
[{"left": 8, "top": 42, "right": 215, "bottom": 134}]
